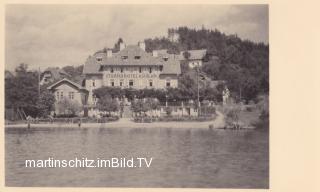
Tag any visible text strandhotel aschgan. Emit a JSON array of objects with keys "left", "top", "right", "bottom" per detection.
[{"left": 25, "top": 157, "right": 153, "bottom": 168}]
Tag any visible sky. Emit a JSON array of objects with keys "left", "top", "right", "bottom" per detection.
[{"left": 5, "top": 4, "right": 268, "bottom": 71}]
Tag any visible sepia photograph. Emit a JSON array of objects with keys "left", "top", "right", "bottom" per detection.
[{"left": 5, "top": 4, "right": 269, "bottom": 188}]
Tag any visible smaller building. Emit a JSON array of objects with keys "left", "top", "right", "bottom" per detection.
[
  {"left": 179, "top": 49, "right": 207, "bottom": 68},
  {"left": 40, "top": 67, "right": 70, "bottom": 85},
  {"left": 47, "top": 78, "right": 88, "bottom": 115}
]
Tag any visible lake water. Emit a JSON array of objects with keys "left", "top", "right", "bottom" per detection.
[{"left": 5, "top": 127, "right": 268, "bottom": 188}]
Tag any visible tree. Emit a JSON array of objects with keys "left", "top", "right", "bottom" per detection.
[
  {"left": 165, "top": 106, "right": 173, "bottom": 116},
  {"left": 56, "top": 98, "right": 81, "bottom": 115},
  {"left": 97, "top": 95, "right": 119, "bottom": 116},
  {"left": 241, "top": 74, "right": 260, "bottom": 103},
  {"left": 113, "top": 38, "right": 124, "bottom": 52},
  {"left": 145, "top": 98, "right": 160, "bottom": 116},
  {"left": 15, "top": 63, "right": 28, "bottom": 75},
  {"left": 144, "top": 27, "right": 269, "bottom": 102},
  {"left": 131, "top": 99, "right": 143, "bottom": 116},
  {"left": 178, "top": 73, "right": 197, "bottom": 100},
  {"left": 202, "top": 83, "right": 220, "bottom": 102},
  {"left": 93, "top": 86, "right": 124, "bottom": 99},
  {"left": 131, "top": 98, "right": 156, "bottom": 116},
  {"left": 225, "top": 106, "right": 242, "bottom": 129},
  {"left": 5, "top": 63, "right": 40, "bottom": 117},
  {"left": 62, "top": 65, "right": 84, "bottom": 83},
  {"left": 36, "top": 91, "right": 55, "bottom": 117},
  {"left": 202, "top": 58, "right": 221, "bottom": 80}
]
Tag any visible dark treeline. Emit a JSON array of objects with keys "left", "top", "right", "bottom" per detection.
[
  {"left": 5, "top": 64, "right": 55, "bottom": 118},
  {"left": 145, "top": 27, "right": 269, "bottom": 103}
]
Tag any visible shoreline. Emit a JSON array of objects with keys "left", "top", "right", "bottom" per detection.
[
  {"left": 5, "top": 121, "right": 221, "bottom": 129},
  {"left": 5, "top": 111, "right": 255, "bottom": 129},
  {"left": 6, "top": 111, "right": 229, "bottom": 129}
]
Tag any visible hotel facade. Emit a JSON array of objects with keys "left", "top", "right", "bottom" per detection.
[
  {"left": 83, "top": 41, "right": 181, "bottom": 106},
  {"left": 46, "top": 40, "right": 212, "bottom": 117}
]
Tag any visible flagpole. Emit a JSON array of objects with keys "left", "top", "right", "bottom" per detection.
[
  {"left": 197, "top": 66, "right": 200, "bottom": 117},
  {"left": 38, "top": 66, "right": 41, "bottom": 99}
]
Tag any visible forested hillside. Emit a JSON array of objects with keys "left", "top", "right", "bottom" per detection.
[
  {"left": 145, "top": 27, "right": 269, "bottom": 103},
  {"left": 90, "top": 26, "right": 269, "bottom": 103}
]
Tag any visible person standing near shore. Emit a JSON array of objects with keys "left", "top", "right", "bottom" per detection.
[{"left": 26, "top": 116, "right": 31, "bottom": 129}]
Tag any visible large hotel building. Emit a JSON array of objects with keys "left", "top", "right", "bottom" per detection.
[
  {"left": 83, "top": 41, "right": 181, "bottom": 105},
  {"left": 45, "top": 40, "right": 208, "bottom": 116}
]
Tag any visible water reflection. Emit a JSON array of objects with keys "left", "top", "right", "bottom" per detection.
[{"left": 6, "top": 127, "right": 268, "bottom": 188}]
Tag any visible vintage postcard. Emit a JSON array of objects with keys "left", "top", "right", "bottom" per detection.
[{"left": 4, "top": 3, "right": 269, "bottom": 189}]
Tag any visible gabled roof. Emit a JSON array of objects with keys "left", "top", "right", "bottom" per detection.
[
  {"left": 47, "top": 78, "right": 88, "bottom": 92},
  {"left": 83, "top": 44, "right": 181, "bottom": 75},
  {"left": 179, "top": 49, "right": 207, "bottom": 60},
  {"left": 101, "top": 45, "right": 164, "bottom": 66},
  {"left": 153, "top": 49, "right": 180, "bottom": 60}
]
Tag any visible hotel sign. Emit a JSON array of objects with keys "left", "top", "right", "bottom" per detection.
[{"left": 105, "top": 73, "right": 157, "bottom": 79}]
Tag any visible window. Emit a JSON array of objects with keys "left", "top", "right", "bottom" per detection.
[
  {"left": 120, "top": 67, "right": 123, "bottom": 73},
  {"left": 69, "top": 92, "right": 74, "bottom": 100},
  {"left": 111, "top": 79, "right": 115, "bottom": 87},
  {"left": 56, "top": 92, "right": 59, "bottom": 100},
  {"left": 120, "top": 80, "right": 124, "bottom": 87},
  {"left": 139, "top": 67, "right": 142, "bottom": 73},
  {"left": 93, "top": 95, "right": 97, "bottom": 104},
  {"left": 111, "top": 67, "right": 114, "bottom": 73},
  {"left": 60, "top": 92, "right": 63, "bottom": 98},
  {"left": 166, "top": 80, "right": 171, "bottom": 87},
  {"left": 149, "top": 67, "right": 152, "bottom": 73},
  {"left": 121, "top": 56, "right": 128, "bottom": 59},
  {"left": 92, "top": 80, "right": 95, "bottom": 87},
  {"left": 129, "top": 80, "right": 134, "bottom": 87},
  {"left": 163, "top": 57, "right": 168, "bottom": 61},
  {"left": 149, "top": 80, "right": 153, "bottom": 87},
  {"left": 160, "top": 66, "right": 163, "bottom": 71},
  {"left": 134, "top": 56, "right": 141, "bottom": 59}
]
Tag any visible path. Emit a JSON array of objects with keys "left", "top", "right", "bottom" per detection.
[
  {"left": 211, "top": 110, "right": 226, "bottom": 128},
  {"left": 6, "top": 111, "right": 226, "bottom": 129}
]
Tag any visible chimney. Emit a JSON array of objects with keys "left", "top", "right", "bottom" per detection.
[
  {"left": 107, "top": 49, "right": 112, "bottom": 57},
  {"left": 152, "top": 50, "right": 158, "bottom": 57},
  {"left": 138, "top": 41, "right": 146, "bottom": 51},
  {"left": 120, "top": 42, "right": 125, "bottom": 51}
]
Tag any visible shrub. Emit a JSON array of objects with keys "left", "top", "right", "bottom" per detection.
[
  {"left": 165, "top": 107, "right": 173, "bottom": 116},
  {"left": 256, "top": 109, "right": 269, "bottom": 129},
  {"left": 55, "top": 114, "right": 77, "bottom": 118},
  {"left": 246, "top": 106, "right": 253, "bottom": 112},
  {"left": 132, "top": 115, "right": 217, "bottom": 123},
  {"left": 225, "top": 106, "right": 241, "bottom": 128},
  {"left": 56, "top": 98, "right": 81, "bottom": 115}
]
